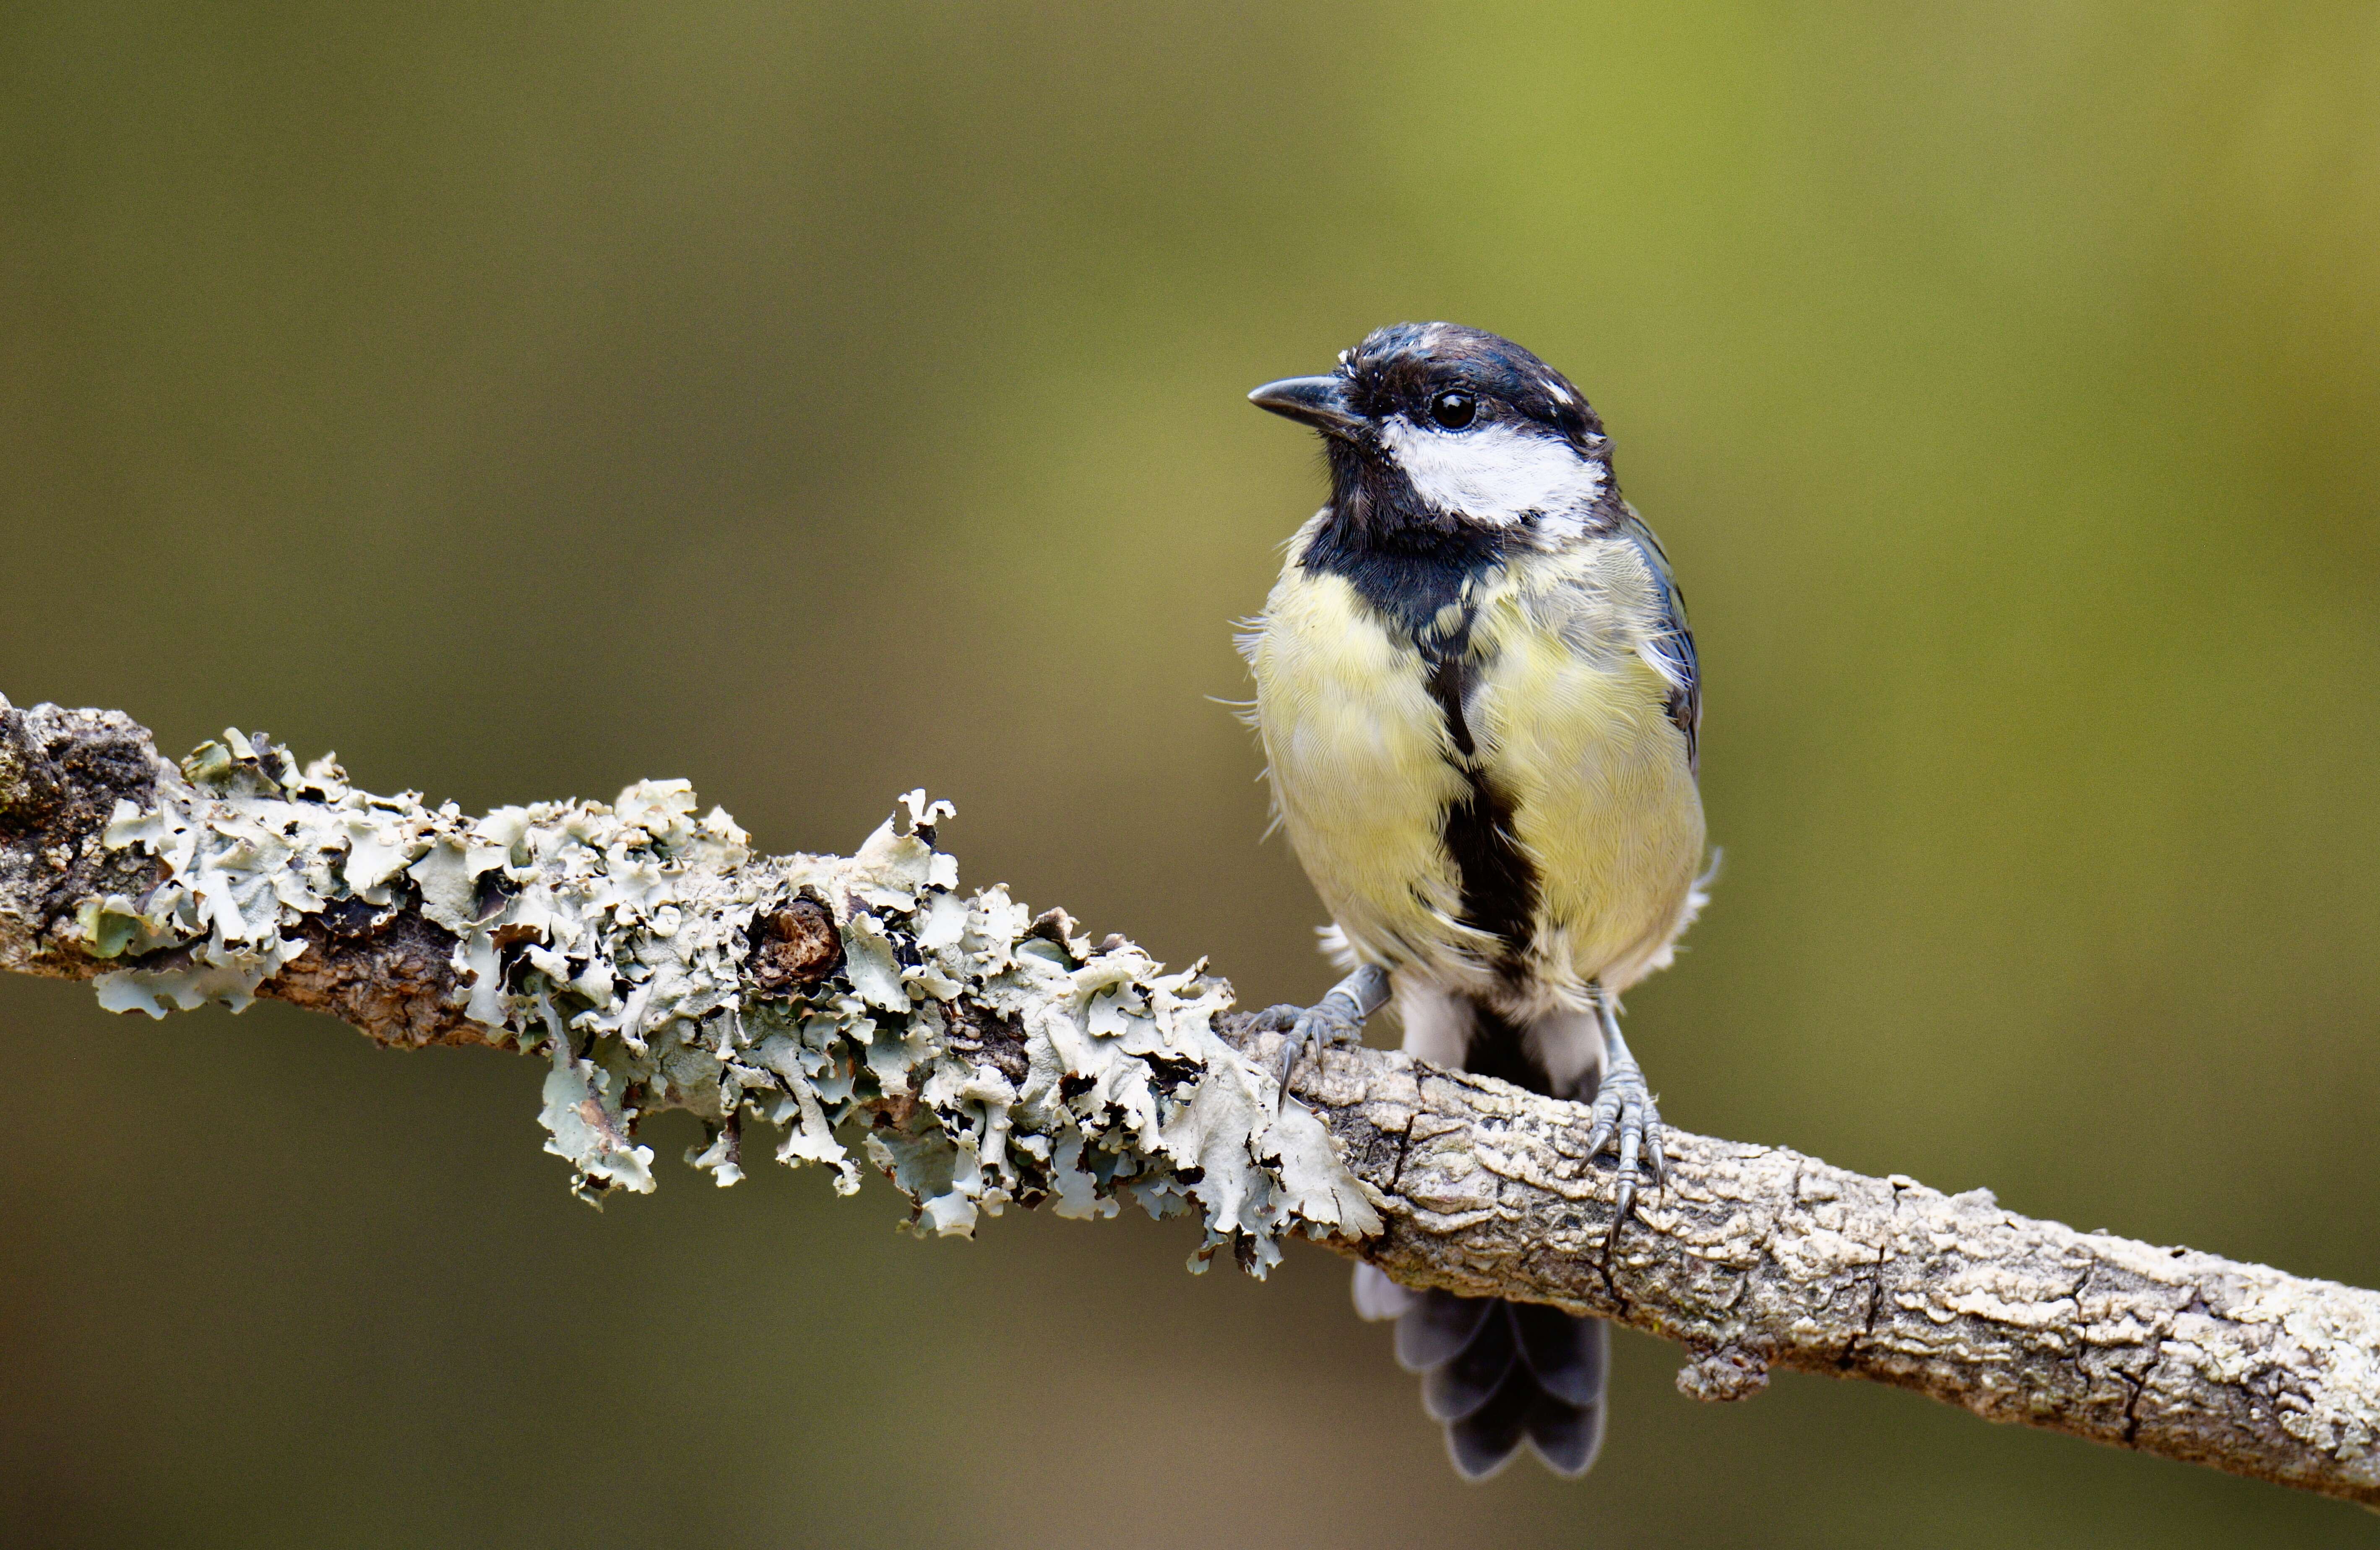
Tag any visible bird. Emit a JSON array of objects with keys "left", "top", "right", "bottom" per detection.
[{"left": 1239, "top": 322, "right": 1708, "bottom": 1480}]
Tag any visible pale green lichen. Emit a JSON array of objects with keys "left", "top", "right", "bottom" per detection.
[{"left": 83, "top": 730, "right": 1379, "bottom": 1272}]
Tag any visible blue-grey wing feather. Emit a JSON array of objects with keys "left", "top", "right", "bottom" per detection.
[{"left": 1614, "top": 511, "right": 1700, "bottom": 773}]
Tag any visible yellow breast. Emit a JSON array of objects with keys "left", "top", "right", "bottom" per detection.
[
  {"left": 1467, "top": 555, "right": 1707, "bottom": 1002},
  {"left": 1246, "top": 531, "right": 1706, "bottom": 1010},
  {"left": 1246, "top": 565, "right": 1472, "bottom": 968}
]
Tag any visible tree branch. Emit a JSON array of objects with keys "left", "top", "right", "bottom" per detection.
[{"left": 4, "top": 694, "right": 2376, "bottom": 1508}]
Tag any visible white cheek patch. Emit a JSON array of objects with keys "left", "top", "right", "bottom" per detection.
[{"left": 1377, "top": 419, "right": 1605, "bottom": 530}]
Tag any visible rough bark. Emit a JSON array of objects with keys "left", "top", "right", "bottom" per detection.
[
  {"left": 1283, "top": 1040, "right": 2380, "bottom": 1506},
  {"left": 3, "top": 694, "right": 2376, "bottom": 1509}
]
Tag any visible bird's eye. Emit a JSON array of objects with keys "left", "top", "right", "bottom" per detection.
[{"left": 1427, "top": 390, "right": 1477, "bottom": 430}]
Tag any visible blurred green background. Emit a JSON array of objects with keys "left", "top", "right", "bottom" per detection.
[{"left": 4, "top": 2, "right": 2377, "bottom": 1545}]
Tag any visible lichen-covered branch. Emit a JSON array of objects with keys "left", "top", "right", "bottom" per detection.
[
  {"left": 3, "top": 696, "right": 2377, "bottom": 1509},
  {"left": 0, "top": 695, "right": 1375, "bottom": 1268}
]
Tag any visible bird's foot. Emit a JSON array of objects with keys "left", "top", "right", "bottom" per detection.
[
  {"left": 1576, "top": 1047, "right": 1666, "bottom": 1240},
  {"left": 1250, "top": 964, "right": 1388, "bottom": 1107}
]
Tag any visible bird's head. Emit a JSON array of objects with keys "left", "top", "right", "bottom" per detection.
[{"left": 1250, "top": 323, "right": 1617, "bottom": 549}]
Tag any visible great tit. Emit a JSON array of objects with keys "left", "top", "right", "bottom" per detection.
[{"left": 1241, "top": 323, "right": 1708, "bottom": 1480}]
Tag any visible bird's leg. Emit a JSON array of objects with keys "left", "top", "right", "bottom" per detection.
[
  {"left": 1577, "top": 985, "right": 1666, "bottom": 1237},
  {"left": 1250, "top": 964, "right": 1390, "bottom": 1107}
]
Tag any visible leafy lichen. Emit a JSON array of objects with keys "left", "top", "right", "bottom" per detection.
[{"left": 81, "top": 731, "right": 1379, "bottom": 1272}]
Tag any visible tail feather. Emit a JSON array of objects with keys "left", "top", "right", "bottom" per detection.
[
  {"left": 1445, "top": 1307, "right": 1609, "bottom": 1479},
  {"left": 1447, "top": 1354, "right": 1607, "bottom": 1480},
  {"left": 1420, "top": 1299, "right": 1518, "bottom": 1422},
  {"left": 1395, "top": 1289, "right": 1493, "bottom": 1372},
  {"left": 1446, "top": 1362, "right": 1536, "bottom": 1478},
  {"left": 1514, "top": 1364, "right": 1606, "bottom": 1477},
  {"left": 1355, "top": 1269, "right": 1610, "bottom": 1480},
  {"left": 1512, "top": 1298, "right": 1607, "bottom": 1408},
  {"left": 1351, "top": 1261, "right": 1416, "bottom": 1322}
]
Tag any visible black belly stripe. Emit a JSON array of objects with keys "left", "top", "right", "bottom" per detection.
[
  {"left": 1422, "top": 632, "right": 1539, "bottom": 978},
  {"left": 1462, "top": 1003, "right": 1556, "bottom": 1094}
]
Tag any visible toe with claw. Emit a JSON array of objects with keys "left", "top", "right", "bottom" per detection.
[
  {"left": 1254, "top": 964, "right": 1389, "bottom": 1108},
  {"left": 1580, "top": 991, "right": 1667, "bottom": 1241},
  {"left": 1266, "top": 998, "right": 1364, "bottom": 1100},
  {"left": 1578, "top": 1061, "right": 1665, "bottom": 1235}
]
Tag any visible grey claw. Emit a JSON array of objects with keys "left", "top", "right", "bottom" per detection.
[
  {"left": 1272, "top": 997, "right": 1361, "bottom": 1106},
  {"left": 1247, "top": 1003, "right": 1302, "bottom": 1035},
  {"left": 1609, "top": 1175, "right": 1637, "bottom": 1245},
  {"left": 1579, "top": 1059, "right": 1666, "bottom": 1238}
]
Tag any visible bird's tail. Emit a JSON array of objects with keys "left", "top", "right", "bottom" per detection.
[{"left": 1353, "top": 1264, "right": 1607, "bottom": 1479}]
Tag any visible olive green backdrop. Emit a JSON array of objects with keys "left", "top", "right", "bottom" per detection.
[{"left": 4, "top": 3, "right": 2377, "bottom": 1545}]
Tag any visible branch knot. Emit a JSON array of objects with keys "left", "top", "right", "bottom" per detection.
[{"left": 1676, "top": 1343, "right": 1772, "bottom": 1403}]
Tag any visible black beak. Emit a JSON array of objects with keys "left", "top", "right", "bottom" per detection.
[{"left": 1248, "top": 375, "right": 1365, "bottom": 436}]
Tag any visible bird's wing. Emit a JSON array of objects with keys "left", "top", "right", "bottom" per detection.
[{"left": 1614, "top": 512, "right": 1700, "bottom": 773}]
